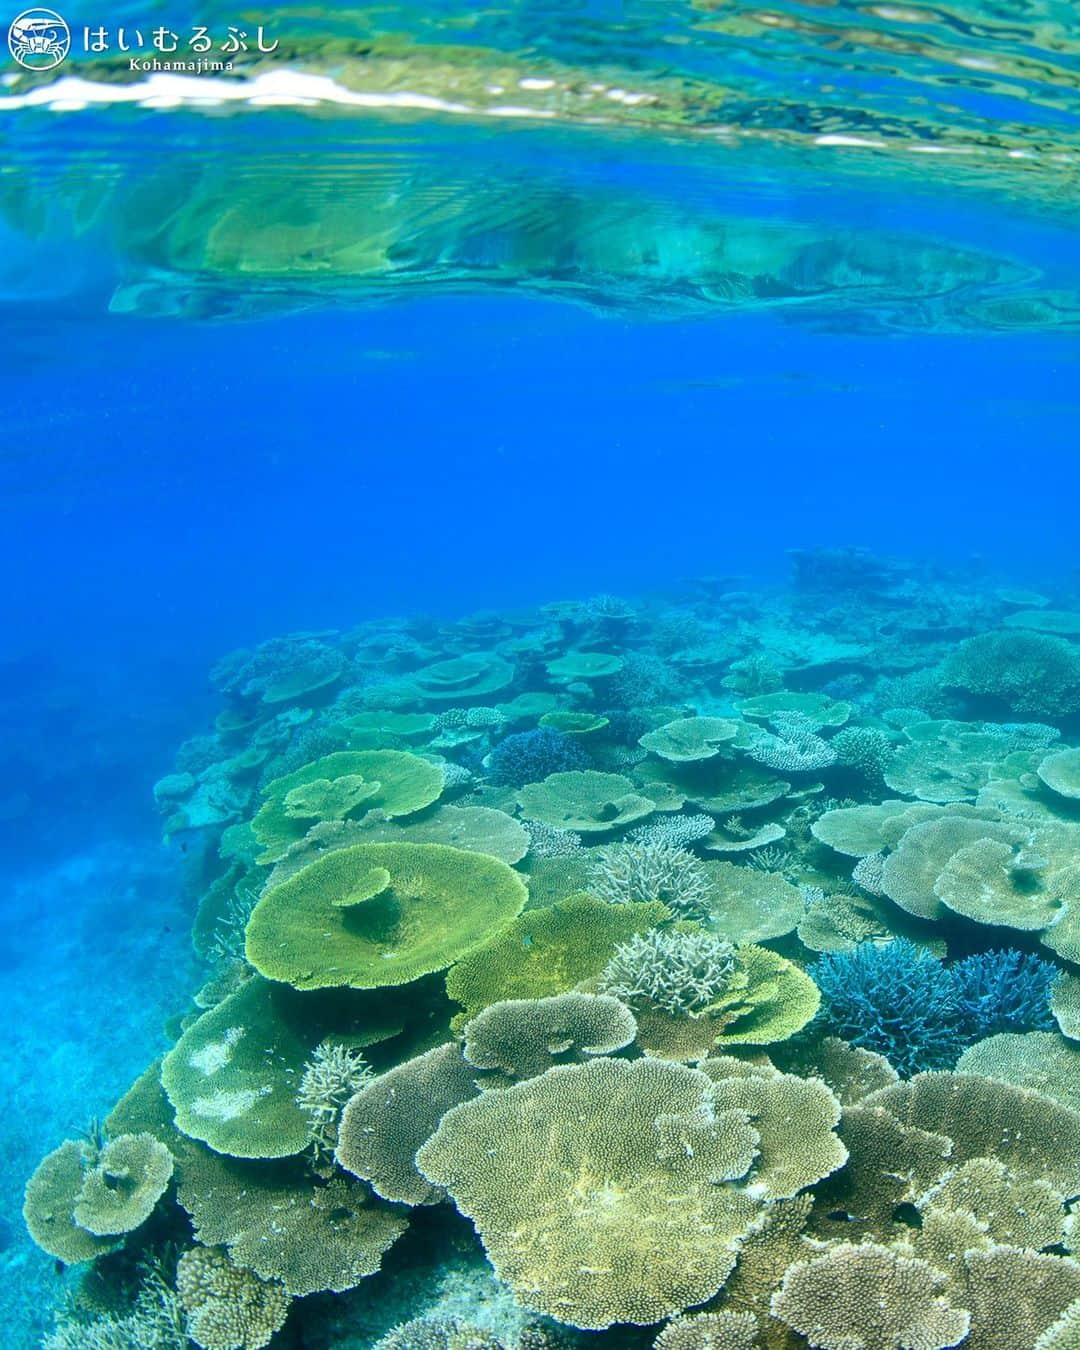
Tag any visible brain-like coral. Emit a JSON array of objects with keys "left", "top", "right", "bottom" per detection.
[
  {"left": 245, "top": 842, "right": 527, "bottom": 991},
  {"left": 176, "top": 1245, "right": 290, "bottom": 1350},
  {"left": 416, "top": 1057, "right": 764, "bottom": 1328}
]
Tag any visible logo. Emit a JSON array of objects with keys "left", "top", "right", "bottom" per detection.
[{"left": 8, "top": 7, "right": 70, "bottom": 69}]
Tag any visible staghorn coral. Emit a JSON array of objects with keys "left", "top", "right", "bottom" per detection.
[
  {"left": 43, "top": 1262, "right": 188, "bottom": 1350},
  {"left": 598, "top": 928, "right": 737, "bottom": 1018},
  {"left": 176, "top": 1245, "right": 290, "bottom": 1350},
  {"left": 815, "top": 941, "right": 1062, "bottom": 1078},
  {"left": 813, "top": 940, "right": 965, "bottom": 1076},
  {"left": 295, "top": 1041, "right": 373, "bottom": 1156},
  {"left": 486, "top": 728, "right": 590, "bottom": 787},
  {"left": 586, "top": 839, "right": 714, "bottom": 914},
  {"left": 770, "top": 1242, "right": 970, "bottom": 1350}
]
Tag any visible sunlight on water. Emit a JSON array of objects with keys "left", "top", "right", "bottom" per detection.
[{"left": 1, "top": 0, "right": 1078, "bottom": 329}]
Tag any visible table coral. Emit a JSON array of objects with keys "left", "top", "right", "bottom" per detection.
[{"left": 245, "top": 842, "right": 527, "bottom": 991}]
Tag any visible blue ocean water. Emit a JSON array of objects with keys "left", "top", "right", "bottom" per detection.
[{"left": 2, "top": 2, "right": 1080, "bottom": 1345}]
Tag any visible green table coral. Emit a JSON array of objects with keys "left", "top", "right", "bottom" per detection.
[
  {"left": 23, "top": 1141, "right": 123, "bottom": 1264},
  {"left": 445, "top": 894, "right": 670, "bottom": 1021},
  {"left": 516, "top": 770, "right": 657, "bottom": 834},
  {"left": 703, "top": 861, "right": 804, "bottom": 943},
  {"left": 251, "top": 750, "right": 444, "bottom": 863},
  {"left": 408, "top": 652, "right": 515, "bottom": 702},
  {"left": 1038, "top": 747, "right": 1080, "bottom": 800},
  {"left": 245, "top": 842, "right": 527, "bottom": 991},
  {"left": 638, "top": 717, "right": 741, "bottom": 763},
  {"left": 736, "top": 691, "right": 851, "bottom": 730},
  {"left": 161, "top": 976, "right": 403, "bottom": 1158},
  {"left": 546, "top": 650, "right": 624, "bottom": 681}
]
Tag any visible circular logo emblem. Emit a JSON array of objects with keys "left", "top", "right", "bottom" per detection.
[{"left": 8, "top": 7, "right": 70, "bottom": 69}]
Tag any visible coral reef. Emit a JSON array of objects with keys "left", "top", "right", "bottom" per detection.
[{"left": 25, "top": 558, "right": 1080, "bottom": 1349}]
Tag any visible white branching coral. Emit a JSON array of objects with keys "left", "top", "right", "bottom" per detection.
[
  {"left": 296, "top": 1042, "right": 373, "bottom": 1156},
  {"left": 598, "top": 929, "right": 737, "bottom": 1018},
  {"left": 586, "top": 840, "right": 713, "bottom": 914}
]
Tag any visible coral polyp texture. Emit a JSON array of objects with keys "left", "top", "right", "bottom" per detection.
[{"left": 26, "top": 553, "right": 1080, "bottom": 1349}]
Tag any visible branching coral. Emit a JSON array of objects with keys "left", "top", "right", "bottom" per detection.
[
  {"left": 485, "top": 728, "right": 589, "bottom": 787},
  {"left": 815, "top": 940, "right": 1061, "bottom": 1077},
  {"left": 295, "top": 1041, "right": 373, "bottom": 1157},
  {"left": 813, "top": 940, "right": 964, "bottom": 1076},
  {"left": 598, "top": 928, "right": 737, "bottom": 1017},
  {"left": 586, "top": 839, "right": 714, "bottom": 914}
]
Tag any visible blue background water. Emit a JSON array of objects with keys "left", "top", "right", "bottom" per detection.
[{"left": 5, "top": 298, "right": 1079, "bottom": 872}]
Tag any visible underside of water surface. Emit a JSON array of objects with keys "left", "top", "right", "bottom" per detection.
[{"left": 2, "top": 3, "right": 1080, "bottom": 1349}]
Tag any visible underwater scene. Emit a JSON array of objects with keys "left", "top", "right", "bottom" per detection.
[{"left": 3, "top": 0, "right": 1080, "bottom": 1347}]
